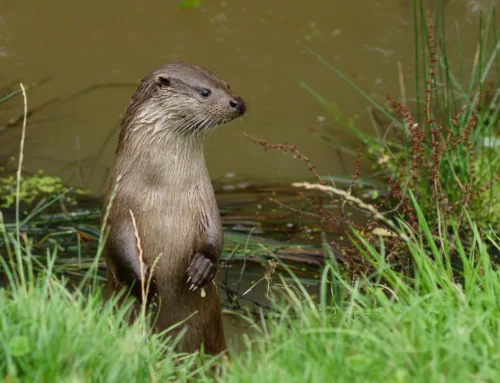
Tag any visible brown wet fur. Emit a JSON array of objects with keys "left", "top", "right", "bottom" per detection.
[{"left": 101, "top": 61, "right": 245, "bottom": 355}]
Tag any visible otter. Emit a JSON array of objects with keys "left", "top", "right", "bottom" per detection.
[{"left": 102, "top": 61, "right": 246, "bottom": 354}]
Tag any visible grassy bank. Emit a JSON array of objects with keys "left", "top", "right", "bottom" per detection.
[
  {"left": 223, "top": 226, "right": 500, "bottom": 382},
  {"left": 2, "top": 198, "right": 500, "bottom": 382},
  {"left": 0, "top": 275, "right": 205, "bottom": 382}
]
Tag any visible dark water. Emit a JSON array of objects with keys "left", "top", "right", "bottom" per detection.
[{"left": 0, "top": 0, "right": 492, "bottom": 194}]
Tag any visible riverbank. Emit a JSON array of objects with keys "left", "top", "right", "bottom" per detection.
[{"left": 2, "top": 203, "right": 499, "bottom": 382}]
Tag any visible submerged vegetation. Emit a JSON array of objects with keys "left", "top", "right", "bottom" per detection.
[{"left": 1, "top": 0, "right": 500, "bottom": 381}]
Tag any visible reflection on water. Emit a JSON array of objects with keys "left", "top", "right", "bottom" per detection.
[{"left": 0, "top": 0, "right": 492, "bottom": 194}]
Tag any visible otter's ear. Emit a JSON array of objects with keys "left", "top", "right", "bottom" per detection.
[{"left": 155, "top": 75, "right": 171, "bottom": 88}]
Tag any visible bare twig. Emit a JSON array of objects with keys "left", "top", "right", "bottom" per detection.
[{"left": 14, "top": 83, "right": 28, "bottom": 285}]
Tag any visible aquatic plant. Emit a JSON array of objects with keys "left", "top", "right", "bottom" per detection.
[
  {"left": 0, "top": 169, "right": 86, "bottom": 209},
  {"left": 300, "top": 0, "right": 500, "bottom": 232}
]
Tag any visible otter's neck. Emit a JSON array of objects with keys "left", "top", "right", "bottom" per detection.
[{"left": 112, "top": 120, "right": 210, "bottom": 195}]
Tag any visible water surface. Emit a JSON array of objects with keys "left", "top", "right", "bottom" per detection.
[{"left": 0, "top": 0, "right": 490, "bottom": 193}]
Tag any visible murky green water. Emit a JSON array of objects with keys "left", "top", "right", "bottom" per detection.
[{"left": 0, "top": 0, "right": 492, "bottom": 194}]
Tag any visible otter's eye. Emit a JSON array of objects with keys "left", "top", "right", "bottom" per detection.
[{"left": 199, "top": 88, "right": 211, "bottom": 98}]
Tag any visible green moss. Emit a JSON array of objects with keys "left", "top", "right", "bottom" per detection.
[{"left": 0, "top": 170, "right": 87, "bottom": 208}]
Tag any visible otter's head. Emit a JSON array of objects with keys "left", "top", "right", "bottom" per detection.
[{"left": 123, "top": 61, "right": 246, "bottom": 137}]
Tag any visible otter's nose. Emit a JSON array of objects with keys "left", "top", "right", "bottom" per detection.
[{"left": 229, "top": 97, "right": 246, "bottom": 115}]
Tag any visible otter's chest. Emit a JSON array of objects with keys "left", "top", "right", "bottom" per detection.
[
  {"left": 136, "top": 180, "right": 220, "bottom": 233},
  {"left": 131, "top": 183, "right": 220, "bottom": 261}
]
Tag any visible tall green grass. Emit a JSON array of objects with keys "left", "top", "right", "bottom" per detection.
[
  {"left": 2, "top": 173, "right": 500, "bottom": 382},
  {"left": 216, "top": 198, "right": 500, "bottom": 382},
  {"left": 0, "top": 272, "right": 212, "bottom": 382},
  {"left": 301, "top": 0, "right": 500, "bottom": 229}
]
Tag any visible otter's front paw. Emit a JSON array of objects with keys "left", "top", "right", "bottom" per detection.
[{"left": 186, "top": 252, "right": 217, "bottom": 291}]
